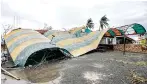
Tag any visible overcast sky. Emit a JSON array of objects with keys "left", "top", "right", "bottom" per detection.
[{"left": 1, "top": 0, "right": 147, "bottom": 34}]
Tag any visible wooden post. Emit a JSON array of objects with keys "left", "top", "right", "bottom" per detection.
[{"left": 1, "top": 68, "right": 20, "bottom": 80}]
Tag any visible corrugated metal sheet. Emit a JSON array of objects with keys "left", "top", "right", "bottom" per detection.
[
  {"left": 44, "top": 30, "right": 74, "bottom": 42},
  {"left": 104, "top": 23, "right": 146, "bottom": 37},
  {"left": 4, "top": 29, "right": 61, "bottom": 67},
  {"left": 5, "top": 27, "right": 109, "bottom": 66},
  {"left": 43, "top": 26, "right": 87, "bottom": 43},
  {"left": 44, "top": 28, "right": 108, "bottom": 57}
]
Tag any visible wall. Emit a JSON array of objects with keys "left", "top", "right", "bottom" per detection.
[
  {"left": 100, "top": 37, "right": 107, "bottom": 44},
  {"left": 113, "top": 37, "right": 116, "bottom": 44},
  {"left": 100, "top": 37, "right": 116, "bottom": 44},
  {"left": 114, "top": 44, "right": 147, "bottom": 53}
]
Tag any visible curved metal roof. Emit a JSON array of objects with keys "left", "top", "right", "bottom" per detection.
[
  {"left": 4, "top": 29, "right": 58, "bottom": 66},
  {"left": 44, "top": 28, "right": 108, "bottom": 57},
  {"left": 128, "top": 23, "right": 146, "bottom": 34},
  {"left": 104, "top": 28, "right": 124, "bottom": 37},
  {"left": 104, "top": 23, "right": 146, "bottom": 37}
]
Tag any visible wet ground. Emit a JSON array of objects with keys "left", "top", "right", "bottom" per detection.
[{"left": 1, "top": 51, "right": 147, "bottom": 84}]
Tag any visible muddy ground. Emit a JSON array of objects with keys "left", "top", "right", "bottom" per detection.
[{"left": 1, "top": 51, "right": 147, "bottom": 84}]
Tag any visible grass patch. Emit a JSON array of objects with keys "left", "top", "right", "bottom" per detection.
[
  {"left": 134, "top": 61, "right": 147, "bottom": 66},
  {"left": 129, "top": 70, "right": 147, "bottom": 84}
]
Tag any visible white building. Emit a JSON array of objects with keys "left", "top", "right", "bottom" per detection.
[{"left": 100, "top": 36, "right": 134, "bottom": 45}]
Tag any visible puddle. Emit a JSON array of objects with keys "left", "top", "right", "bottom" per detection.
[{"left": 4, "top": 61, "right": 65, "bottom": 84}]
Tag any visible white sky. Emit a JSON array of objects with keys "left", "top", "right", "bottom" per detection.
[{"left": 1, "top": 0, "right": 147, "bottom": 35}]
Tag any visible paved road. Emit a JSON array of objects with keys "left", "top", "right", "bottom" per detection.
[{"left": 2, "top": 51, "right": 147, "bottom": 84}]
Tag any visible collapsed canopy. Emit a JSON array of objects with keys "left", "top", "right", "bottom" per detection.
[
  {"left": 5, "top": 23, "right": 146, "bottom": 66},
  {"left": 4, "top": 29, "right": 70, "bottom": 67},
  {"left": 105, "top": 23, "right": 146, "bottom": 37}
]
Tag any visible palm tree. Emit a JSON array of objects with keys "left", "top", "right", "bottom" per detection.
[
  {"left": 99, "top": 15, "right": 109, "bottom": 31},
  {"left": 86, "top": 18, "right": 94, "bottom": 29}
]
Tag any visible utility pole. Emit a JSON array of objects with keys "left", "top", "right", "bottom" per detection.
[
  {"left": 122, "top": 25, "right": 132, "bottom": 55},
  {"left": 123, "top": 34, "right": 126, "bottom": 55}
]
